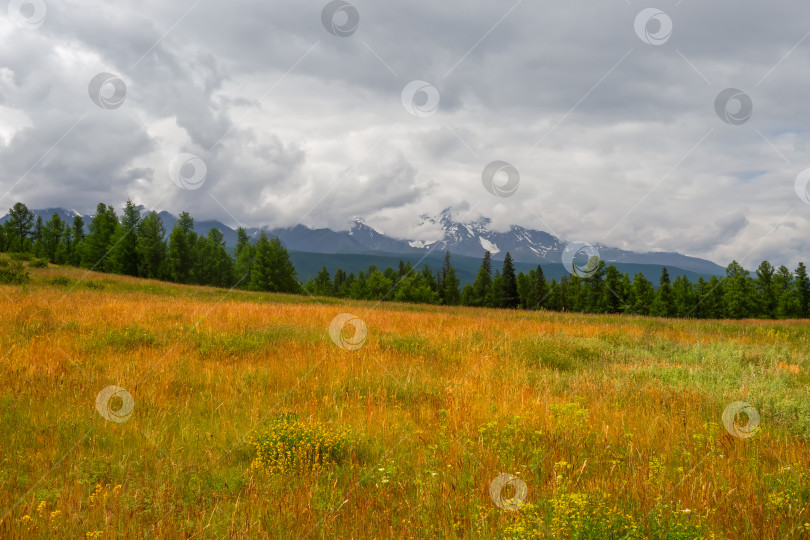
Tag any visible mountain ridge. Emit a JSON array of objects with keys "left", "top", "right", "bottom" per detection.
[{"left": 0, "top": 206, "right": 726, "bottom": 276}]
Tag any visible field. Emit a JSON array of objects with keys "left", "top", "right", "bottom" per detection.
[{"left": 1, "top": 265, "right": 809, "bottom": 539}]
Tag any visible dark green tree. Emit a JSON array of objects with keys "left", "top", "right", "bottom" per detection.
[
  {"left": 754, "top": 261, "right": 776, "bottom": 318},
  {"left": 471, "top": 251, "right": 493, "bottom": 307},
  {"left": 672, "top": 275, "right": 695, "bottom": 317},
  {"left": 439, "top": 252, "right": 460, "bottom": 305},
  {"left": 500, "top": 252, "right": 520, "bottom": 308},
  {"left": 82, "top": 203, "right": 119, "bottom": 271},
  {"left": 795, "top": 262, "right": 810, "bottom": 318},
  {"left": 250, "top": 233, "right": 299, "bottom": 293},
  {"left": 630, "top": 273, "right": 655, "bottom": 316},
  {"left": 652, "top": 267, "right": 676, "bottom": 317},
  {"left": 7, "top": 202, "right": 34, "bottom": 252},
  {"left": 773, "top": 265, "right": 799, "bottom": 318},
  {"left": 111, "top": 200, "right": 141, "bottom": 276},
  {"left": 722, "top": 261, "right": 754, "bottom": 319},
  {"left": 235, "top": 227, "right": 250, "bottom": 258},
  {"left": 311, "top": 266, "right": 333, "bottom": 296},
  {"left": 135, "top": 211, "right": 167, "bottom": 279},
  {"left": 168, "top": 212, "right": 196, "bottom": 283},
  {"left": 531, "top": 265, "right": 549, "bottom": 309},
  {"left": 601, "top": 265, "right": 624, "bottom": 314},
  {"left": 41, "top": 213, "right": 65, "bottom": 263}
]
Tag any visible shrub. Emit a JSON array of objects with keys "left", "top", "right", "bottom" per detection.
[
  {"left": 8, "top": 252, "right": 33, "bottom": 261},
  {"left": 250, "top": 413, "right": 354, "bottom": 474},
  {"left": 0, "top": 258, "right": 30, "bottom": 284},
  {"left": 48, "top": 276, "right": 72, "bottom": 286},
  {"left": 28, "top": 258, "right": 48, "bottom": 268}
]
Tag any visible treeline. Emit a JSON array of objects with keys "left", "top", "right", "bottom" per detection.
[
  {"left": 303, "top": 247, "right": 810, "bottom": 320},
  {"left": 3, "top": 201, "right": 809, "bottom": 319},
  {"left": 0, "top": 201, "right": 299, "bottom": 292}
]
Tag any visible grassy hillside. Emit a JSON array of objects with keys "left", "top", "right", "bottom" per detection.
[{"left": 0, "top": 264, "right": 808, "bottom": 538}]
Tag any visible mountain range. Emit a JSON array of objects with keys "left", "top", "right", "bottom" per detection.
[{"left": 1, "top": 206, "right": 726, "bottom": 284}]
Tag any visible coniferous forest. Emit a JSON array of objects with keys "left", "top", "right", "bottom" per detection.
[{"left": 2, "top": 201, "right": 809, "bottom": 319}]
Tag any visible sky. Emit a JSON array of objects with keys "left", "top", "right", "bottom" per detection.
[{"left": 0, "top": 1, "right": 809, "bottom": 268}]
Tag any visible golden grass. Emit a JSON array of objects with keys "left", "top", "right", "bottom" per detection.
[{"left": 0, "top": 264, "right": 808, "bottom": 538}]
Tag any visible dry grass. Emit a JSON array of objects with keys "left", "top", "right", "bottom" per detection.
[{"left": 0, "top": 264, "right": 808, "bottom": 538}]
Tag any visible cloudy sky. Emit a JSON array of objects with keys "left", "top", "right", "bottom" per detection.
[{"left": 1, "top": 1, "right": 809, "bottom": 268}]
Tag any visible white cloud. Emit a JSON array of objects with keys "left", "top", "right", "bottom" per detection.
[{"left": 0, "top": 0, "right": 808, "bottom": 267}]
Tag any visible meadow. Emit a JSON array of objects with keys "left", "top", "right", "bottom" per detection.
[{"left": 0, "top": 264, "right": 809, "bottom": 538}]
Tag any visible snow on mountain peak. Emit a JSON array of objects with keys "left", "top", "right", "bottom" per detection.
[{"left": 479, "top": 237, "right": 500, "bottom": 254}]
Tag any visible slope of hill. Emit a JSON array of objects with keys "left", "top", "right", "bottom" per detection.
[{"left": 0, "top": 264, "right": 807, "bottom": 538}]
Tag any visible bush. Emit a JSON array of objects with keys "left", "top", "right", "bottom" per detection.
[
  {"left": 0, "top": 258, "right": 30, "bottom": 285},
  {"left": 8, "top": 252, "right": 32, "bottom": 261},
  {"left": 48, "top": 276, "right": 72, "bottom": 286},
  {"left": 28, "top": 258, "right": 48, "bottom": 268},
  {"left": 250, "top": 413, "right": 354, "bottom": 474}
]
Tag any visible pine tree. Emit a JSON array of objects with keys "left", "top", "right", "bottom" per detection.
[
  {"left": 235, "top": 227, "right": 250, "bottom": 259},
  {"left": 531, "top": 265, "right": 549, "bottom": 309},
  {"left": 136, "top": 211, "right": 167, "bottom": 279},
  {"left": 460, "top": 284, "right": 475, "bottom": 306},
  {"left": 111, "top": 200, "right": 141, "bottom": 276},
  {"left": 517, "top": 271, "right": 532, "bottom": 309},
  {"left": 438, "top": 252, "right": 453, "bottom": 303},
  {"left": 82, "top": 203, "right": 119, "bottom": 271},
  {"left": 491, "top": 270, "right": 504, "bottom": 308},
  {"left": 234, "top": 241, "right": 255, "bottom": 288},
  {"left": 793, "top": 262, "right": 810, "bottom": 318},
  {"left": 7, "top": 202, "right": 34, "bottom": 252},
  {"left": 249, "top": 233, "right": 299, "bottom": 293},
  {"left": 630, "top": 273, "right": 655, "bottom": 316},
  {"left": 702, "top": 276, "right": 724, "bottom": 319},
  {"left": 546, "top": 279, "right": 561, "bottom": 311},
  {"left": 500, "top": 252, "right": 520, "bottom": 308},
  {"left": 471, "top": 251, "right": 493, "bottom": 307},
  {"left": 722, "top": 260, "right": 754, "bottom": 318},
  {"left": 442, "top": 259, "right": 461, "bottom": 305},
  {"left": 754, "top": 261, "right": 776, "bottom": 318},
  {"left": 32, "top": 215, "right": 43, "bottom": 246},
  {"left": 168, "top": 212, "right": 196, "bottom": 283},
  {"left": 249, "top": 232, "right": 273, "bottom": 291},
  {"left": 41, "top": 213, "right": 65, "bottom": 263},
  {"left": 601, "top": 265, "right": 623, "bottom": 314},
  {"left": 313, "top": 266, "right": 333, "bottom": 296},
  {"left": 366, "top": 268, "right": 394, "bottom": 300},
  {"left": 198, "top": 228, "right": 232, "bottom": 287},
  {"left": 334, "top": 268, "right": 347, "bottom": 294},
  {"left": 652, "top": 267, "right": 676, "bottom": 317},
  {"left": 672, "top": 275, "right": 695, "bottom": 317},
  {"left": 267, "top": 236, "right": 299, "bottom": 293},
  {"left": 773, "top": 265, "right": 799, "bottom": 318}
]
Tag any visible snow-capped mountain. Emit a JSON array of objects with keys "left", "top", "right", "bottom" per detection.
[
  {"left": 413, "top": 210, "right": 562, "bottom": 262},
  {"left": 0, "top": 206, "right": 726, "bottom": 275}
]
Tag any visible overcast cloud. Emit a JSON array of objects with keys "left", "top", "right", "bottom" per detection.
[{"left": 1, "top": 0, "right": 809, "bottom": 267}]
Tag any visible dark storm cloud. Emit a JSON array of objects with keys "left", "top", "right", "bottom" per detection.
[{"left": 1, "top": 0, "right": 809, "bottom": 266}]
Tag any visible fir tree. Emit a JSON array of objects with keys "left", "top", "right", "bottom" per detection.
[
  {"left": 111, "top": 200, "right": 141, "bottom": 276},
  {"left": 7, "top": 202, "right": 34, "bottom": 251},
  {"left": 652, "top": 267, "right": 675, "bottom": 317},
  {"left": 136, "top": 211, "right": 167, "bottom": 279},
  {"left": 500, "top": 252, "right": 520, "bottom": 308},
  {"left": 471, "top": 251, "right": 493, "bottom": 307},
  {"left": 168, "top": 212, "right": 196, "bottom": 283},
  {"left": 82, "top": 203, "right": 119, "bottom": 271}
]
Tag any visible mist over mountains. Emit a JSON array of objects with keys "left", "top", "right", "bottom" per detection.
[{"left": 1, "top": 205, "right": 726, "bottom": 284}]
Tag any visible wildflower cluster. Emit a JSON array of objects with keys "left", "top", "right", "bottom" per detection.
[
  {"left": 89, "top": 482, "right": 122, "bottom": 506},
  {"left": 19, "top": 500, "right": 63, "bottom": 534},
  {"left": 250, "top": 413, "right": 354, "bottom": 474}
]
